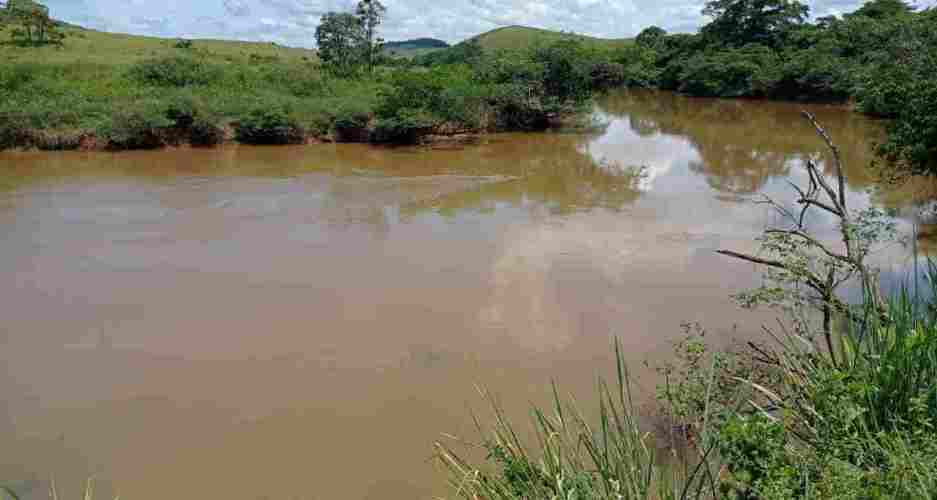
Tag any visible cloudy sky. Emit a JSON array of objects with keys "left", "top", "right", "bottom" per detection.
[{"left": 42, "top": 0, "right": 937, "bottom": 48}]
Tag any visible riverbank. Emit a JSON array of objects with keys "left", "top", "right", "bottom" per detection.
[{"left": 0, "top": 30, "right": 598, "bottom": 153}]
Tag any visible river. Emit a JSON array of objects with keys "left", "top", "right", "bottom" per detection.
[{"left": 1, "top": 90, "right": 933, "bottom": 499}]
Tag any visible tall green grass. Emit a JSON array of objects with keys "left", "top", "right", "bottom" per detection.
[
  {"left": 435, "top": 341, "right": 724, "bottom": 500},
  {"left": 437, "top": 264, "right": 937, "bottom": 499}
]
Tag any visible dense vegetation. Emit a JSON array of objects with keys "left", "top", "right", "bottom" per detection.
[
  {"left": 419, "top": 0, "right": 936, "bottom": 174},
  {"left": 0, "top": 1, "right": 605, "bottom": 150}
]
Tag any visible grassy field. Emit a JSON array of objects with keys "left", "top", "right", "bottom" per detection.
[
  {"left": 0, "top": 25, "right": 317, "bottom": 65},
  {"left": 0, "top": 24, "right": 628, "bottom": 65}
]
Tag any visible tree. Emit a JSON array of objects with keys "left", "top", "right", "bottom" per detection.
[
  {"left": 849, "top": 0, "right": 915, "bottom": 20},
  {"left": 718, "top": 112, "right": 894, "bottom": 363},
  {"left": 701, "top": 0, "right": 809, "bottom": 48},
  {"left": 315, "top": 12, "right": 365, "bottom": 76},
  {"left": 635, "top": 25, "right": 667, "bottom": 48},
  {"left": 355, "top": 0, "right": 386, "bottom": 74},
  {"left": 8, "top": 0, "right": 64, "bottom": 46}
]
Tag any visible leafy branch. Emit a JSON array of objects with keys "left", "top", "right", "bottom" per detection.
[{"left": 718, "top": 111, "right": 895, "bottom": 364}]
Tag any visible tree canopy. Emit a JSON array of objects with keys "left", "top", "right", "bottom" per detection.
[
  {"left": 315, "top": 12, "right": 364, "bottom": 76},
  {"left": 849, "top": 0, "right": 915, "bottom": 20},
  {"left": 701, "top": 0, "right": 809, "bottom": 47},
  {"left": 315, "top": 0, "right": 386, "bottom": 75}
]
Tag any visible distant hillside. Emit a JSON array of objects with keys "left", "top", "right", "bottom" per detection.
[
  {"left": 384, "top": 38, "right": 449, "bottom": 50},
  {"left": 416, "top": 25, "right": 633, "bottom": 65},
  {"left": 469, "top": 25, "right": 632, "bottom": 52},
  {"left": 383, "top": 37, "right": 449, "bottom": 58},
  {"left": 0, "top": 24, "right": 317, "bottom": 65}
]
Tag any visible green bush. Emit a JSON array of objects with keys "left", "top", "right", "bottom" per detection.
[
  {"left": 532, "top": 39, "right": 593, "bottom": 107},
  {"left": 0, "top": 112, "right": 31, "bottom": 148},
  {"left": 98, "top": 101, "right": 173, "bottom": 149},
  {"left": 678, "top": 45, "right": 780, "bottom": 97},
  {"left": 487, "top": 83, "right": 549, "bottom": 131},
  {"left": 129, "top": 56, "right": 224, "bottom": 87},
  {"left": 615, "top": 45, "right": 662, "bottom": 87},
  {"left": 770, "top": 49, "right": 854, "bottom": 101},
  {"left": 718, "top": 414, "right": 798, "bottom": 500},
  {"left": 877, "top": 81, "right": 937, "bottom": 174},
  {"left": 372, "top": 68, "right": 455, "bottom": 141},
  {"left": 235, "top": 104, "right": 304, "bottom": 145},
  {"left": 373, "top": 108, "right": 438, "bottom": 143},
  {"left": 589, "top": 61, "right": 626, "bottom": 89},
  {"left": 164, "top": 93, "right": 225, "bottom": 146},
  {"left": 333, "top": 103, "right": 371, "bottom": 130}
]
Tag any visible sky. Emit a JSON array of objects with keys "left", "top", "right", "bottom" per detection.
[{"left": 40, "top": 0, "right": 937, "bottom": 48}]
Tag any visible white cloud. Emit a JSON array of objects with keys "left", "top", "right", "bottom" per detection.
[{"left": 43, "top": 0, "right": 937, "bottom": 48}]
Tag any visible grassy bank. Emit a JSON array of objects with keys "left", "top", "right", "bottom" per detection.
[
  {"left": 438, "top": 289, "right": 937, "bottom": 499},
  {"left": 0, "top": 28, "right": 608, "bottom": 150}
]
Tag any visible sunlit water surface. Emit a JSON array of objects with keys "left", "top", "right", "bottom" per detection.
[{"left": 2, "top": 90, "right": 935, "bottom": 500}]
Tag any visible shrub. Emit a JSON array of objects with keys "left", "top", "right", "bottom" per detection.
[
  {"left": 718, "top": 414, "right": 798, "bottom": 500},
  {"left": 770, "top": 49, "right": 854, "bottom": 101},
  {"left": 615, "top": 45, "right": 662, "bottom": 87},
  {"left": 0, "top": 112, "right": 31, "bottom": 149},
  {"left": 488, "top": 83, "right": 549, "bottom": 131},
  {"left": 373, "top": 109, "right": 438, "bottom": 143},
  {"left": 165, "top": 93, "right": 225, "bottom": 146},
  {"left": 532, "top": 39, "right": 592, "bottom": 106},
  {"left": 129, "top": 56, "right": 224, "bottom": 87},
  {"left": 678, "top": 45, "right": 780, "bottom": 97},
  {"left": 333, "top": 105, "right": 371, "bottom": 130},
  {"left": 877, "top": 80, "right": 937, "bottom": 174},
  {"left": 372, "top": 69, "right": 452, "bottom": 142},
  {"left": 332, "top": 101, "right": 373, "bottom": 142},
  {"left": 589, "top": 61, "right": 626, "bottom": 89},
  {"left": 235, "top": 104, "right": 304, "bottom": 145},
  {"left": 98, "top": 101, "right": 173, "bottom": 150}
]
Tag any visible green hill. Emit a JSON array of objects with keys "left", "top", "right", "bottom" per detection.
[
  {"left": 469, "top": 25, "right": 632, "bottom": 52},
  {"left": 383, "top": 37, "right": 449, "bottom": 58},
  {"left": 384, "top": 38, "right": 448, "bottom": 50},
  {"left": 416, "top": 26, "right": 633, "bottom": 66},
  {"left": 0, "top": 24, "right": 317, "bottom": 65}
]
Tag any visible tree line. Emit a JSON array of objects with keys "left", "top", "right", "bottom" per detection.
[
  {"left": 2, "top": 0, "right": 934, "bottom": 163},
  {"left": 416, "top": 0, "right": 936, "bottom": 175}
]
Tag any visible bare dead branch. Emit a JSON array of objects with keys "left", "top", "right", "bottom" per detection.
[
  {"left": 747, "top": 341, "right": 780, "bottom": 366},
  {"left": 802, "top": 111, "right": 847, "bottom": 212},
  {"left": 755, "top": 194, "right": 799, "bottom": 224},
  {"left": 797, "top": 197, "right": 842, "bottom": 217},
  {"left": 806, "top": 159, "right": 843, "bottom": 215}
]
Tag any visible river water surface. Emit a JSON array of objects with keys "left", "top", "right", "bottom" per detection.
[{"left": 1, "top": 90, "right": 933, "bottom": 499}]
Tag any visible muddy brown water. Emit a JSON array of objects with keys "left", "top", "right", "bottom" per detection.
[{"left": 1, "top": 90, "right": 934, "bottom": 500}]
